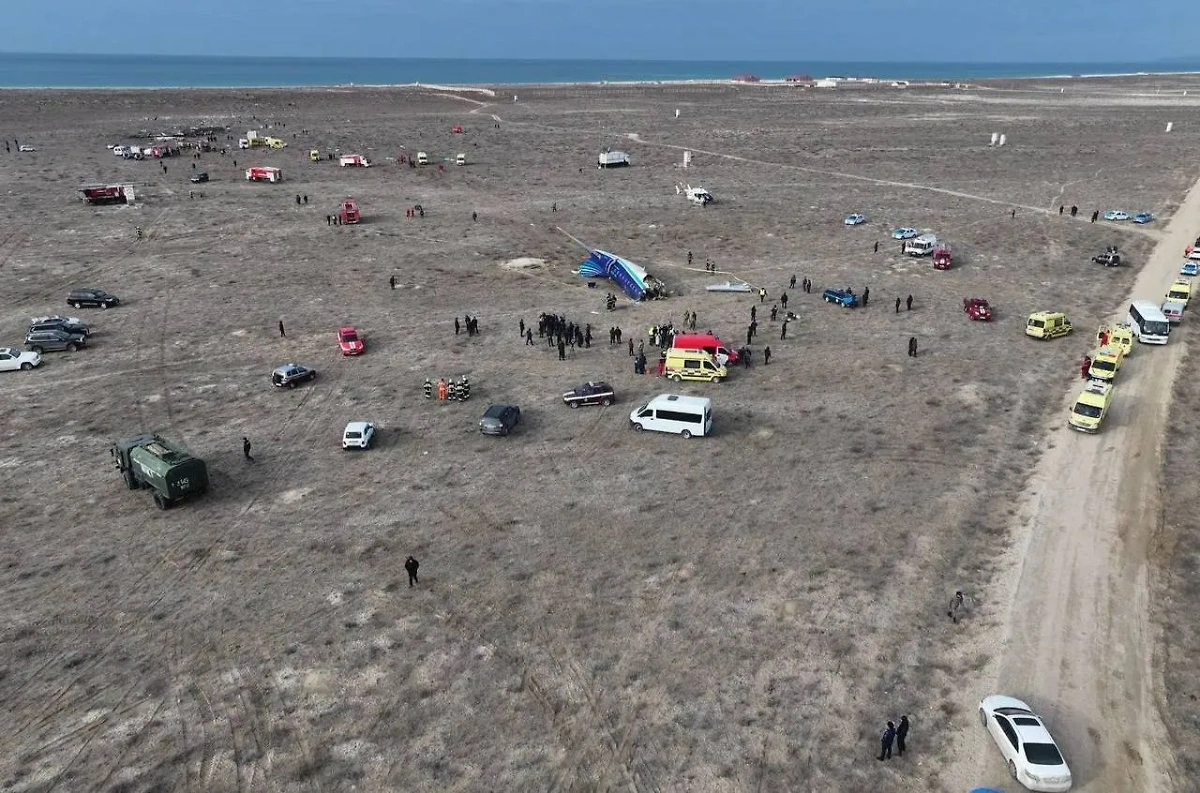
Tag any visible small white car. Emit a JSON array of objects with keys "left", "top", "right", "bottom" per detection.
[
  {"left": 844, "top": 213, "right": 866, "bottom": 226},
  {"left": 1103, "top": 210, "right": 1129, "bottom": 221},
  {"left": 342, "top": 421, "right": 376, "bottom": 450},
  {"left": 979, "top": 695, "right": 1072, "bottom": 792},
  {"left": 0, "top": 347, "right": 43, "bottom": 371},
  {"left": 891, "top": 227, "right": 919, "bottom": 239},
  {"left": 18, "top": 144, "right": 36, "bottom": 152}
]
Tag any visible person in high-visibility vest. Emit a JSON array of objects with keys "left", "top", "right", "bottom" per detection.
[
  {"left": 437, "top": 378, "right": 448, "bottom": 400},
  {"left": 423, "top": 378, "right": 433, "bottom": 399},
  {"left": 447, "top": 379, "right": 459, "bottom": 401}
]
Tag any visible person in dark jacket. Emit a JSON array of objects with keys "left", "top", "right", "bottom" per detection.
[
  {"left": 896, "top": 715, "right": 910, "bottom": 756},
  {"left": 242, "top": 437, "right": 253, "bottom": 461},
  {"left": 879, "top": 721, "right": 896, "bottom": 760},
  {"left": 405, "top": 556, "right": 420, "bottom": 587},
  {"left": 908, "top": 336, "right": 918, "bottom": 357}
]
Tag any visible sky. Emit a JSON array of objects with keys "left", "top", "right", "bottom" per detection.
[{"left": 0, "top": 0, "right": 1193, "bottom": 62}]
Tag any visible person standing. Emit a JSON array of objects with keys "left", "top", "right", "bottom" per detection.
[
  {"left": 906, "top": 294, "right": 913, "bottom": 311},
  {"left": 751, "top": 305, "right": 757, "bottom": 322},
  {"left": 908, "top": 336, "right": 918, "bottom": 357},
  {"left": 746, "top": 325, "right": 754, "bottom": 346},
  {"left": 628, "top": 338, "right": 634, "bottom": 356},
  {"left": 558, "top": 339, "right": 566, "bottom": 360},
  {"left": 1011, "top": 208, "right": 1016, "bottom": 219},
  {"left": 764, "top": 346, "right": 772, "bottom": 365},
  {"left": 780, "top": 292, "right": 788, "bottom": 310},
  {"left": 278, "top": 320, "right": 286, "bottom": 338},
  {"left": 879, "top": 722, "right": 896, "bottom": 761},
  {"left": 862, "top": 287, "right": 870, "bottom": 307},
  {"left": 873, "top": 240, "right": 879, "bottom": 253},
  {"left": 896, "top": 715, "right": 910, "bottom": 756},
  {"left": 519, "top": 318, "right": 525, "bottom": 336},
  {"left": 895, "top": 297, "right": 901, "bottom": 314},
  {"left": 454, "top": 317, "right": 461, "bottom": 335},
  {"left": 948, "top": 591, "right": 965, "bottom": 622},
  {"left": 789, "top": 274, "right": 796, "bottom": 289},
  {"left": 242, "top": 437, "right": 253, "bottom": 462},
  {"left": 759, "top": 287, "right": 767, "bottom": 303},
  {"left": 525, "top": 328, "right": 534, "bottom": 346},
  {"left": 780, "top": 321, "right": 787, "bottom": 340},
  {"left": 405, "top": 556, "right": 420, "bottom": 587},
  {"left": 389, "top": 274, "right": 396, "bottom": 290}
]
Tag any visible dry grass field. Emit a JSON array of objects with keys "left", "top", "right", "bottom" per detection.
[{"left": 0, "top": 77, "right": 1198, "bottom": 792}]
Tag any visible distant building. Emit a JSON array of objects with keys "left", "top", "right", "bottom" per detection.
[
  {"left": 785, "top": 75, "right": 814, "bottom": 85},
  {"left": 732, "top": 74, "right": 761, "bottom": 83}
]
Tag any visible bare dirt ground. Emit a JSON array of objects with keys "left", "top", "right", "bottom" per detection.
[{"left": 0, "top": 76, "right": 1198, "bottom": 792}]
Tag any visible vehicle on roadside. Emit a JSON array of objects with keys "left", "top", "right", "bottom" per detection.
[
  {"left": 822, "top": 287, "right": 858, "bottom": 308},
  {"left": 978, "top": 695, "right": 1073, "bottom": 792},
  {"left": 630, "top": 394, "right": 713, "bottom": 438},
  {"left": 1103, "top": 210, "right": 1129, "bottom": 221},
  {"left": 67, "top": 288, "right": 120, "bottom": 309},
  {"left": 1069, "top": 380, "right": 1114, "bottom": 434},
  {"left": 18, "top": 144, "right": 35, "bottom": 152},
  {"left": 480, "top": 404, "right": 521, "bottom": 436},
  {"left": 891, "top": 227, "right": 919, "bottom": 239},
  {"left": 963, "top": 297, "right": 993, "bottom": 321},
  {"left": 1096, "top": 323, "right": 1133, "bottom": 357},
  {"left": 663, "top": 349, "right": 727, "bottom": 383},
  {"left": 1091, "top": 251, "right": 1121, "bottom": 267},
  {"left": 342, "top": 421, "right": 376, "bottom": 449},
  {"left": 25, "top": 328, "right": 86, "bottom": 353},
  {"left": 337, "top": 325, "right": 365, "bottom": 355},
  {"left": 562, "top": 381, "right": 615, "bottom": 408},
  {"left": 1133, "top": 212, "right": 1154, "bottom": 224},
  {"left": 844, "top": 213, "right": 866, "bottom": 226},
  {"left": 1181, "top": 262, "right": 1199, "bottom": 277},
  {"left": 1087, "top": 345, "right": 1124, "bottom": 382},
  {"left": 1025, "top": 312, "right": 1073, "bottom": 340},
  {"left": 1127, "top": 300, "right": 1170, "bottom": 344},
  {"left": 1166, "top": 278, "right": 1192, "bottom": 307},
  {"left": 904, "top": 233, "right": 938, "bottom": 256},
  {"left": 29, "top": 316, "right": 91, "bottom": 336},
  {"left": 932, "top": 244, "right": 953, "bottom": 269},
  {"left": 271, "top": 363, "right": 317, "bottom": 388},
  {"left": 0, "top": 347, "right": 42, "bottom": 371},
  {"left": 1162, "top": 300, "right": 1185, "bottom": 324},
  {"left": 190, "top": 172, "right": 209, "bottom": 183}
]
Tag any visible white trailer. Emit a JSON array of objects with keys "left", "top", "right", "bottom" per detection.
[{"left": 598, "top": 150, "right": 631, "bottom": 168}]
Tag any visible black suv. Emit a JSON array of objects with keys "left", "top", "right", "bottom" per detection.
[
  {"left": 480, "top": 404, "right": 521, "bottom": 436},
  {"left": 28, "top": 316, "right": 91, "bottom": 336},
  {"left": 190, "top": 172, "right": 209, "bottom": 183},
  {"left": 26, "top": 328, "right": 87, "bottom": 353},
  {"left": 67, "top": 288, "right": 120, "bottom": 309}
]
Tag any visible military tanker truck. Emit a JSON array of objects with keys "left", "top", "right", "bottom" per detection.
[{"left": 110, "top": 434, "right": 208, "bottom": 509}]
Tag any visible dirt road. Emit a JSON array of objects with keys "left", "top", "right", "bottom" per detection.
[{"left": 947, "top": 182, "right": 1200, "bottom": 790}]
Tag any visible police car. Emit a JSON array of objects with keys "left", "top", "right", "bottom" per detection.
[{"left": 562, "top": 381, "right": 615, "bottom": 408}]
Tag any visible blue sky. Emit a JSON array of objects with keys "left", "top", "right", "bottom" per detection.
[{"left": 0, "top": 0, "right": 1192, "bottom": 61}]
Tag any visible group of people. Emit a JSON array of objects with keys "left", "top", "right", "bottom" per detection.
[
  {"left": 455, "top": 314, "right": 482, "bottom": 336},
  {"left": 423, "top": 376, "right": 471, "bottom": 401}
]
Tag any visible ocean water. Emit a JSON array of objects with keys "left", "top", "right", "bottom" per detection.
[{"left": 1, "top": 52, "right": 1199, "bottom": 89}]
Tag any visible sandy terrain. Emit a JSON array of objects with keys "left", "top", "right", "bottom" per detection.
[{"left": 0, "top": 77, "right": 1198, "bottom": 792}]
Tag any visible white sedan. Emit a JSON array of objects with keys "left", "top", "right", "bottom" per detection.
[
  {"left": 891, "top": 227, "right": 919, "bottom": 239},
  {"left": 844, "top": 213, "right": 866, "bottom": 226},
  {"left": 1103, "top": 210, "right": 1129, "bottom": 221},
  {"left": 0, "top": 347, "right": 42, "bottom": 371},
  {"left": 342, "top": 421, "right": 376, "bottom": 450},
  {"left": 979, "top": 695, "right": 1072, "bottom": 791},
  {"left": 18, "top": 144, "right": 36, "bottom": 152}
]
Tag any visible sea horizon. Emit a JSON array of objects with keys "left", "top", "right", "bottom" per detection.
[{"left": 2, "top": 52, "right": 1200, "bottom": 89}]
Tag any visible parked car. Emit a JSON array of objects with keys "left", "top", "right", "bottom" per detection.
[
  {"left": 891, "top": 227, "right": 919, "bottom": 239},
  {"left": 562, "top": 381, "right": 615, "bottom": 408},
  {"left": 978, "top": 695, "right": 1072, "bottom": 792},
  {"left": 1103, "top": 210, "right": 1129, "bottom": 221},
  {"left": 25, "top": 328, "right": 86, "bottom": 353},
  {"left": 1133, "top": 212, "right": 1154, "bottom": 224},
  {"left": 1162, "top": 301, "right": 1185, "bottom": 324},
  {"left": 0, "top": 347, "right": 42, "bottom": 371},
  {"left": 67, "top": 288, "right": 120, "bottom": 309},
  {"left": 337, "top": 325, "right": 365, "bottom": 355},
  {"left": 17, "top": 144, "right": 35, "bottom": 152},
  {"left": 271, "top": 363, "right": 317, "bottom": 388},
  {"left": 822, "top": 287, "right": 858, "bottom": 308},
  {"left": 342, "top": 421, "right": 376, "bottom": 450},
  {"left": 1091, "top": 251, "right": 1121, "bottom": 266},
  {"left": 1181, "top": 262, "right": 1199, "bottom": 277},
  {"left": 480, "top": 404, "right": 521, "bottom": 436},
  {"left": 189, "top": 172, "right": 209, "bottom": 183},
  {"left": 844, "top": 213, "right": 866, "bottom": 226},
  {"left": 963, "top": 297, "right": 993, "bottom": 321},
  {"left": 29, "top": 315, "right": 91, "bottom": 336}
]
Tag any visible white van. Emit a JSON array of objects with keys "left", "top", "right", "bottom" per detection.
[
  {"left": 904, "top": 234, "right": 938, "bottom": 256},
  {"left": 1128, "top": 300, "right": 1170, "bottom": 344},
  {"left": 112, "top": 145, "right": 128, "bottom": 157},
  {"left": 629, "top": 394, "right": 712, "bottom": 438}
]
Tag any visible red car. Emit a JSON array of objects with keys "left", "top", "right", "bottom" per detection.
[
  {"left": 963, "top": 298, "right": 993, "bottom": 321},
  {"left": 451, "top": 125, "right": 464, "bottom": 133},
  {"left": 337, "top": 326, "right": 365, "bottom": 355}
]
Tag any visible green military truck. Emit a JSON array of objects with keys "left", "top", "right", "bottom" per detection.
[{"left": 110, "top": 434, "right": 208, "bottom": 509}]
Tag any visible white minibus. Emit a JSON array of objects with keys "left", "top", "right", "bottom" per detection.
[
  {"left": 629, "top": 394, "right": 713, "bottom": 438},
  {"left": 1127, "top": 300, "right": 1169, "bottom": 344}
]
